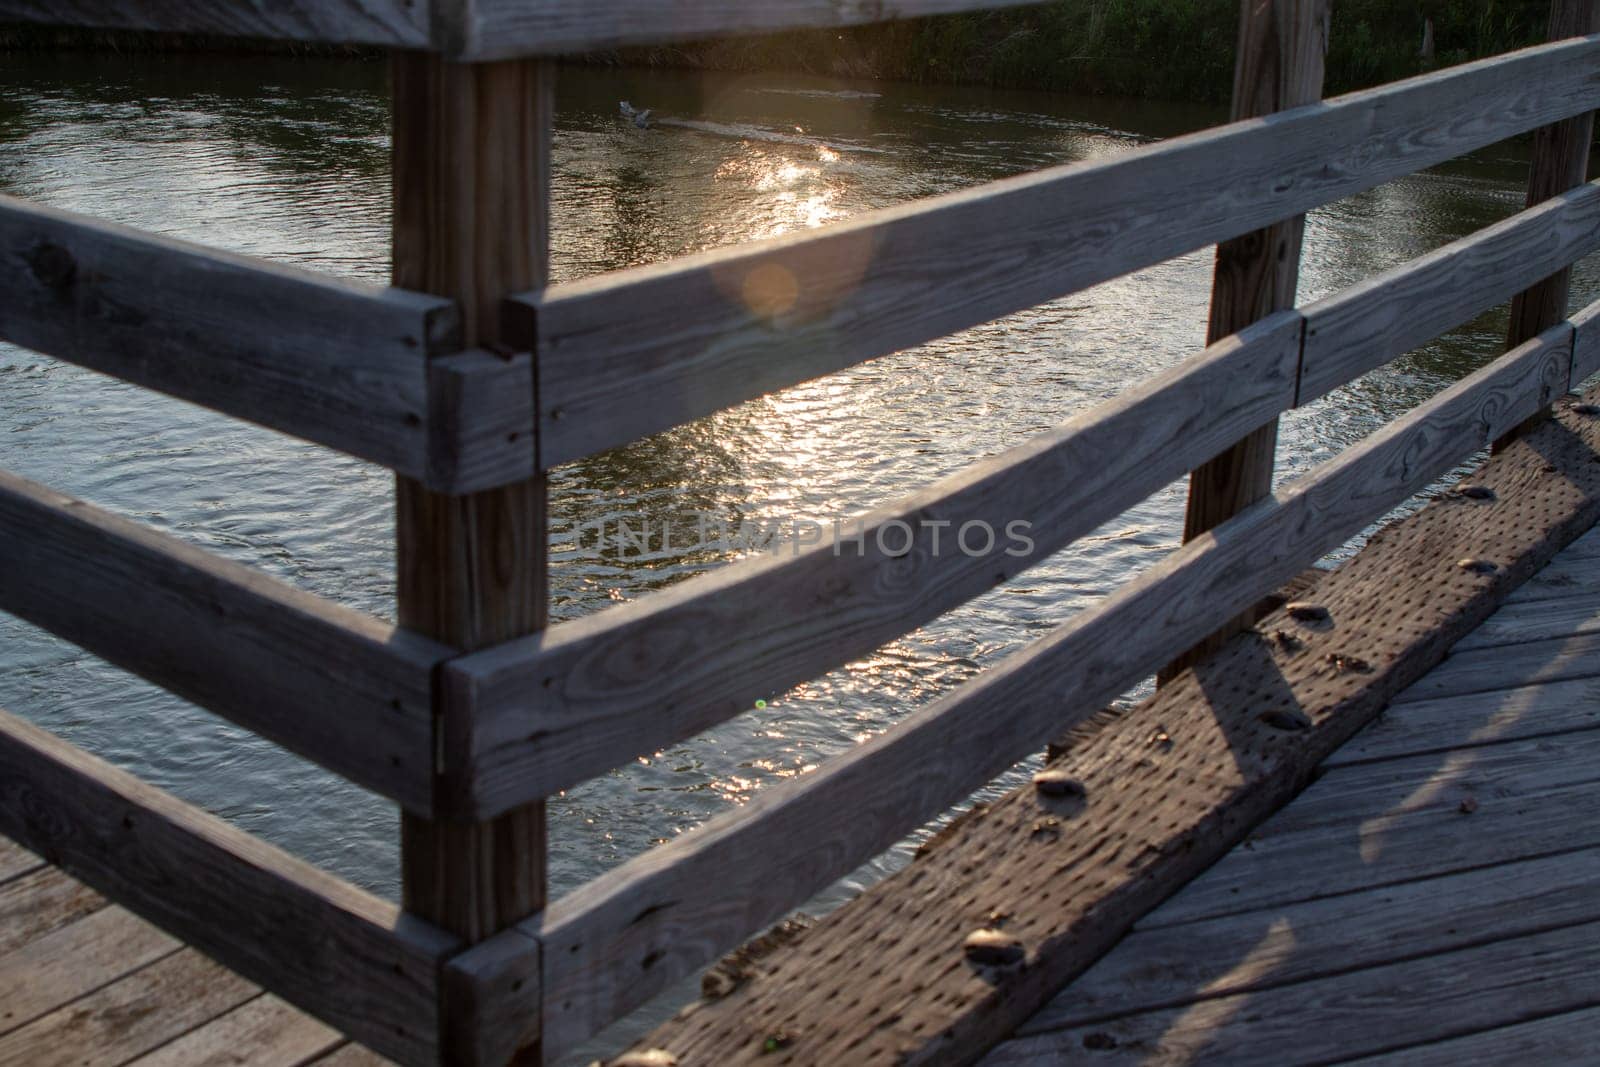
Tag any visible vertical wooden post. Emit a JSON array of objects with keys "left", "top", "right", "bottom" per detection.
[
  {"left": 391, "top": 52, "right": 552, "bottom": 1063},
  {"left": 1159, "top": 0, "right": 1328, "bottom": 685},
  {"left": 1498, "top": 0, "right": 1600, "bottom": 446}
]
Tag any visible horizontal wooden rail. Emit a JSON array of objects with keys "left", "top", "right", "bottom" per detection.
[
  {"left": 443, "top": 312, "right": 1305, "bottom": 818},
  {"left": 1573, "top": 299, "right": 1600, "bottom": 386},
  {"left": 0, "top": 469, "right": 447, "bottom": 813},
  {"left": 0, "top": 706, "right": 459, "bottom": 1064},
  {"left": 452, "top": 319, "right": 1575, "bottom": 1061},
  {"left": 1299, "top": 179, "right": 1600, "bottom": 404},
  {"left": 0, "top": 0, "right": 430, "bottom": 49},
  {"left": 0, "top": 196, "right": 531, "bottom": 491},
  {"left": 520, "top": 35, "right": 1600, "bottom": 466}
]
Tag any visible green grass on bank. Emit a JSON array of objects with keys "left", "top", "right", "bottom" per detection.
[{"left": 0, "top": 1, "right": 1564, "bottom": 102}]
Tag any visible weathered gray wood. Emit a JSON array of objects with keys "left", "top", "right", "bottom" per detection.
[
  {"left": 466, "top": 325, "right": 1572, "bottom": 1060},
  {"left": 1504, "top": 546, "right": 1600, "bottom": 602},
  {"left": 1569, "top": 293, "right": 1600, "bottom": 385},
  {"left": 447, "top": 312, "right": 1303, "bottom": 817},
  {"left": 0, "top": 866, "right": 105, "bottom": 957},
  {"left": 1325, "top": 676, "right": 1600, "bottom": 766},
  {"left": 1141, "top": 731, "right": 1600, "bottom": 928},
  {"left": 983, "top": 917, "right": 1600, "bottom": 1065},
  {"left": 0, "top": 195, "right": 513, "bottom": 486},
  {"left": 1393, "top": 631, "right": 1600, "bottom": 702},
  {"left": 0, "top": 468, "right": 444, "bottom": 812},
  {"left": 0, "top": 0, "right": 429, "bottom": 48},
  {"left": 450, "top": 0, "right": 1079, "bottom": 59},
  {"left": 0, "top": 906, "right": 178, "bottom": 1038},
  {"left": 1299, "top": 179, "right": 1600, "bottom": 403},
  {"left": 1017, "top": 847, "right": 1600, "bottom": 1036},
  {"left": 1164, "top": 0, "right": 1327, "bottom": 681},
  {"left": 0, "top": 709, "right": 459, "bottom": 1065},
  {"left": 521, "top": 36, "right": 1600, "bottom": 465},
  {"left": 307, "top": 1044, "right": 395, "bottom": 1066},
  {"left": 0, "top": 949, "right": 257, "bottom": 1067},
  {"left": 127, "top": 994, "right": 343, "bottom": 1067},
  {"left": 1337, "top": 1007, "right": 1600, "bottom": 1066},
  {"left": 1453, "top": 593, "right": 1600, "bottom": 650},
  {"left": 0, "top": 839, "right": 41, "bottom": 888},
  {"left": 426, "top": 350, "right": 536, "bottom": 495}
]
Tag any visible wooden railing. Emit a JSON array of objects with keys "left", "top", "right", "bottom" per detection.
[{"left": 0, "top": 1, "right": 1597, "bottom": 1064}]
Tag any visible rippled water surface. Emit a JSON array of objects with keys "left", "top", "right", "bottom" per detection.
[{"left": 2, "top": 54, "right": 1596, "bottom": 936}]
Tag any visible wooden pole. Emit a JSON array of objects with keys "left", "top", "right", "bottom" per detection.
[
  {"left": 390, "top": 52, "right": 552, "bottom": 1062},
  {"left": 1497, "top": 0, "right": 1600, "bottom": 447},
  {"left": 1159, "top": 0, "right": 1329, "bottom": 685}
]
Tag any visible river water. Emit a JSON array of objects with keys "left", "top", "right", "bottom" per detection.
[{"left": 0, "top": 53, "right": 1593, "bottom": 933}]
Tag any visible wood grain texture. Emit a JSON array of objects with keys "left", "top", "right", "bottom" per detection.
[
  {"left": 1323, "top": 675, "right": 1600, "bottom": 766},
  {"left": 984, "top": 917, "right": 1600, "bottom": 1065},
  {"left": 1506, "top": 1, "right": 1600, "bottom": 361},
  {"left": 0, "top": 194, "right": 459, "bottom": 479},
  {"left": 447, "top": 312, "right": 1304, "bottom": 818},
  {"left": 126, "top": 994, "right": 344, "bottom": 1067},
  {"left": 0, "top": 949, "right": 256, "bottom": 1067},
  {"left": 1015, "top": 847, "right": 1600, "bottom": 1037},
  {"left": 449, "top": 0, "right": 1065, "bottom": 59},
  {"left": 1141, "top": 730, "right": 1600, "bottom": 928},
  {"left": 389, "top": 51, "right": 552, "bottom": 1066},
  {"left": 0, "top": 906, "right": 178, "bottom": 1038},
  {"left": 601, "top": 347, "right": 1600, "bottom": 1062},
  {"left": 471, "top": 325, "right": 1575, "bottom": 1061},
  {"left": 426, "top": 349, "right": 537, "bottom": 495},
  {"left": 1392, "top": 630, "right": 1600, "bottom": 702},
  {"left": 1166, "top": 0, "right": 1327, "bottom": 679},
  {"left": 0, "top": 467, "right": 444, "bottom": 813},
  {"left": 0, "top": 0, "right": 429, "bottom": 47},
  {"left": 0, "top": 709, "right": 459, "bottom": 1065},
  {"left": 1568, "top": 293, "right": 1600, "bottom": 385},
  {"left": 1299, "top": 180, "right": 1600, "bottom": 404},
  {"left": 523, "top": 35, "right": 1600, "bottom": 466},
  {"left": 1453, "top": 592, "right": 1600, "bottom": 650},
  {"left": 0, "top": 866, "right": 105, "bottom": 956},
  {"left": 1336, "top": 1006, "right": 1600, "bottom": 1066}
]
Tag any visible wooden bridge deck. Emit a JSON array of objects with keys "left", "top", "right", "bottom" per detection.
[
  {"left": 2, "top": 514, "right": 1599, "bottom": 1065},
  {"left": 984, "top": 524, "right": 1600, "bottom": 1065}
]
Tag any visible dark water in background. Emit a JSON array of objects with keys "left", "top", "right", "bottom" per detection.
[{"left": 0, "top": 51, "right": 1594, "bottom": 993}]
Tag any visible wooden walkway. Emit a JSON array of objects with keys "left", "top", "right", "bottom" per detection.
[
  {"left": 4, "top": 505, "right": 1600, "bottom": 1065},
  {"left": 983, "top": 525, "right": 1600, "bottom": 1064},
  {"left": 0, "top": 839, "right": 385, "bottom": 1067}
]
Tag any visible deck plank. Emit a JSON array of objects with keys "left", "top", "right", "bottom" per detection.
[
  {"left": 0, "top": 905, "right": 178, "bottom": 1037},
  {"left": 1389, "top": 631, "right": 1600, "bottom": 702},
  {"left": 983, "top": 918, "right": 1600, "bottom": 1065},
  {"left": 0, "top": 949, "right": 257, "bottom": 1067},
  {"left": 0, "top": 867, "right": 104, "bottom": 957},
  {"left": 126, "top": 994, "right": 343, "bottom": 1067},
  {"left": 1015, "top": 845, "right": 1600, "bottom": 1036},
  {"left": 1334, "top": 1005, "right": 1600, "bottom": 1065},
  {"left": 1453, "top": 593, "right": 1600, "bottom": 650}
]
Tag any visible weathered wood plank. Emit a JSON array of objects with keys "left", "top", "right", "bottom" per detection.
[
  {"left": 0, "top": 838, "right": 41, "bottom": 888},
  {"left": 596, "top": 368, "right": 1600, "bottom": 1066},
  {"left": 0, "top": 0, "right": 429, "bottom": 48},
  {"left": 1016, "top": 847, "right": 1600, "bottom": 1036},
  {"left": 984, "top": 917, "right": 1600, "bottom": 1065},
  {"left": 1165, "top": 0, "right": 1326, "bottom": 679},
  {"left": 1324, "top": 676, "right": 1600, "bottom": 766},
  {"left": 306, "top": 1044, "right": 395, "bottom": 1066},
  {"left": 1298, "top": 180, "right": 1600, "bottom": 404},
  {"left": 0, "top": 866, "right": 105, "bottom": 957},
  {"left": 1140, "top": 732, "right": 1600, "bottom": 928},
  {"left": 1337, "top": 1006, "right": 1600, "bottom": 1066},
  {"left": 425, "top": 349, "right": 537, "bottom": 495},
  {"left": 1570, "top": 295, "right": 1600, "bottom": 384},
  {"left": 0, "top": 468, "right": 444, "bottom": 812},
  {"left": 0, "top": 906, "right": 178, "bottom": 1038},
  {"left": 0, "top": 949, "right": 257, "bottom": 1067},
  {"left": 459, "top": 324, "right": 1574, "bottom": 1060},
  {"left": 0, "top": 709, "right": 459, "bottom": 1065},
  {"left": 0, "top": 195, "right": 493, "bottom": 483},
  {"left": 1504, "top": 547, "right": 1600, "bottom": 602},
  {"left": 1392, "top": 631, "right": 1600, "bottom": 701},
  {"left": 127, "top": 994, "right": 344, "bottom": 1067},
  {"left": 447, "top": 312, "right": 1304, "bottom": 818},
  {"left": 451, "top": 0, "right": 1086, "bottom": 59},
  {"left": 522, "top": 36, "right": 1600, "bottom": 465},
  {"left": 1453, "top": 592, "right": 1600, "bottom": 649}
]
